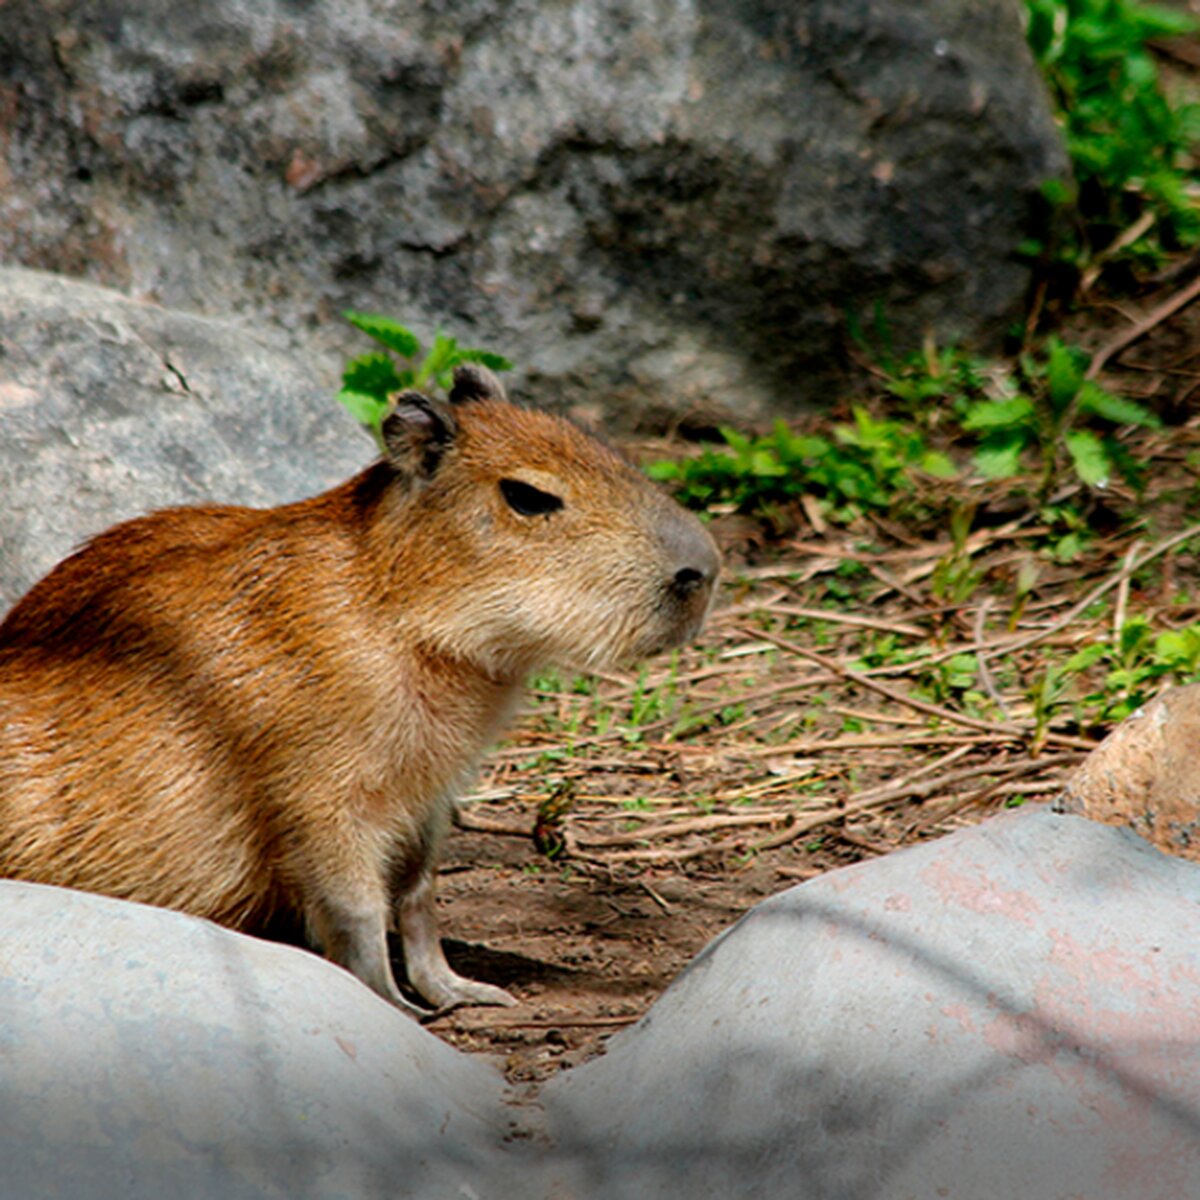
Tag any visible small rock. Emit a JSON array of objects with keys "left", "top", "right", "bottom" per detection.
[{"left": 1056, "top": 684, "right": 1200, "bottom": 859}]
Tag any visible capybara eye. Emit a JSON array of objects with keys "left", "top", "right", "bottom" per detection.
[{"left": 500, "top": 478, "right": 564, "bottom": 517}]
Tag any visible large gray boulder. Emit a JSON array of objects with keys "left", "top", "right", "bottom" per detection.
[
  {"left": 0, "top": 881, "right": 519, "bottom": 1200},
  {"left": 541, "top": 806, "right": 1200, "bottom": 1197},
  {"left": 0, "top": 267, "right": 367, "bottom": 609},
  {"left": 0, "top": 0, "right": 1066, "bottom": 424},
  {"left": 2, "top": 808, "right": 1198, "bottom": 1198}
]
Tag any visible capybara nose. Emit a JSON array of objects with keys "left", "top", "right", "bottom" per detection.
[{"left": 663, "top": 511, "right": 721, "bottom": 600}]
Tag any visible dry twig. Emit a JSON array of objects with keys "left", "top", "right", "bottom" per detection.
[{"left": 1086, "top": 274, "right": 1200, "bottom": 379}]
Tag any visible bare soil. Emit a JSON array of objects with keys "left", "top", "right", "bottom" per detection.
[{"left": 429, "top": 830, "right": 785, "bottom": 1080}]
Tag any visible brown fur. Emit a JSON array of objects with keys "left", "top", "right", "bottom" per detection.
[{"left": 0, "top": 367, "right": 719, "bottom": 1012}]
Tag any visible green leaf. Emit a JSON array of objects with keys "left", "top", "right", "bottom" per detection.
[
  {"left": 1130, "top": 3, "right": 1199, "bottom": 38},
  {"left": 1077, "top": 382, "right": 1162, "bottom": 429},
  {"left": 1045, "top": 338, "right": 1087, "bottom": 413},
  {"left": 419, "top": 331, "right": 460, "bottom": 386},
  {"left": 343, "top": 312, "right": 421, "bottom": 359},
  {"left": 960, "top": 395, "right": 1037, "bottom": 432},
  {"left": 1051, "top": 531, "right": 1085, "bottom": 563},
  {"left": 337, "top": 388, "right": 389, "bottom": 427},
  {"left": 1064, "top": 643, "right": 1107, "bottom": 674},
  {"left": 645, "top": 460, "right": 683, "bottom": 482},
  {"left": 1064, "top": 428, "right": 1110, "bottom": 487},
  {"left": 1040, "top": 178, "right": 1075, "bottom": 207},
  {"left": 918, "top": 450, "right": 958, "bottom": 479},
  {"left": 341, "top": 352, "right": 404, "bottom": 398},
  {"left": 750, "top": 449, "right": 787, "bottom": 477},
  {"left": 456, "top": 347, "right": 514, "bottom": 372},
  {"left": 1117, "top": 615, "right": 1154, "bottom": 660},
  {"left": 973, "top": 434, "right": 1027, "bottom": 479},
  {"left": 721, "top": 427, "right": 753, "bottom": 455},
  {"left": 1155, "top": 627, "right": 1200, "bottom": 672}
]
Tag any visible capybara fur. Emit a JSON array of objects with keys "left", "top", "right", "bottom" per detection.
[{"left": 0, "top": 365, "right": 719, "bottom": 1012}]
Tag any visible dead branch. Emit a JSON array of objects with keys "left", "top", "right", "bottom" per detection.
[
  {"left": 574, "top": 809, "right": 794, "bottom": 849},
  {"left": 973, "top": 597, "right": 1010, "bottom": 720},
  {"left": 591, "top": 752, "right": 1083, "bottom": 865},
  {"left": 1086, "top": 273, "right": 1200, "bottom": 379},
  {"left": 739, "top": 624, "right": 1028, "bottom": 738},
  {"left": 996, "top": 521, "right": 1200, "bottom": 657}
]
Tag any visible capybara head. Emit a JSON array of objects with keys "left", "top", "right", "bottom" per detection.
[{"left": 372, "top": 365, "right": 720, "bottom": 678}]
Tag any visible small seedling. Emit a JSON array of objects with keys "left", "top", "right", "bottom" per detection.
[
  {"left": 337, "top": 311, "right": 513, "bottom": 445},
  {"left": 959, "top": 337, "right": 1161, "bottom": 499},
  {"left": 930, "top": 503, "right": 983, "bottom": 606},
  {"left": 1060, "top": 619, "right": 1200, "bottom": 723}
]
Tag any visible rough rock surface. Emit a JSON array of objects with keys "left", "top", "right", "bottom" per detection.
[
  {"left": 0, "top": 267, "right": 368, "bottom": 610},
  {"left": 1056, "top": 683, "right": 1200, "bottom": 859},
  {"left": 2, "top": 809, "right": 1198, "bottom": 1198},
  {"left": 0, "top": 0, "right": 1066, "bottom": 425}
]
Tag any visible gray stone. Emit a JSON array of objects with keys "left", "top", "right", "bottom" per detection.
[
  {"left": 0, "top": 881, "right": 518, "bottom": 1200},
  {"left": 2, "top": 808, "right": 1199, "bottom": 1198},
  {"left": 0, "top": 0, "right": 1067, "bottom": 425},
  {"left": 542, "top": 807, "right": 1200, "bottom": 1198},
  {"left": 0, "top": 267, "right": 368, "bottom": 609}
]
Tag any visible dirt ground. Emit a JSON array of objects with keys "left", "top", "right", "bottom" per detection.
[
  {"left": 427, "top": 818, "right": 954, "bottom": 1081},
  {"left": 416, "top": 633, "right": 1072, "bottom": 1084},
  {"left": 427, "top": 826, "right": 787, "bottom": 1080}
]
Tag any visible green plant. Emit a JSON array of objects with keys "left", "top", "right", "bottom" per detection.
[
  {"left": 818, "top": 560, "right": 873, "bottom": 604},
  {"left": 648, "top": 409, "right": 955, "bottom": 526},
  {"left": 879, "top": 345, "right": 991, "bottom": 416},
  {"left": 914, "top": 653, "right": 987, "bottom": 713},
  {"left": 930, "top": 504, "right": 983, "bottom": 605},
  {"left": 1009, "top": 558, "right": 1042, "bottom": 629},
  {"left": 1064, "top": 618, "right": 1200, "bottom": 721},
  {"left": 852, "top": 633, "right": 915, "bottom": 673},
  {"left": 336, "top": 312, "right": 512, "bottom": 444},
  {"left": 850, "top": 313, "right": 993, "bottom": 425},
  {"left": 1029, "top": 663, "right": 1070, "bottom": 748},
  {"left": 1023, "top": 0, "right": 1200, "bottom": 274},
  {"left": 1038, "top": 502, "right": 1092, "bottom": 563},
  {"left": 958, "top": 337, "right": 1161, "bottom": 498},
  {"left": 622, "top": 661, "right": 685, "bottom": 743},
  {"left": 528, "top": 670, "right": 615, "bottom": 745}
]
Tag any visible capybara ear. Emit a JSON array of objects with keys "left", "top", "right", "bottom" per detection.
[
  {"left": 380, "top": 392, "right": 458, "bottom": 480},
  {"left": 449, "top": 363, "right": 507, "bottom": 406}
]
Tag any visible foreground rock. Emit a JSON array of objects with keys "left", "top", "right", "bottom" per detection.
[
  {"left": 1056, "top": 683, "right": 1200, "bottom": 859},
  {"left": 2, "top": 808, "right": 1197, "bottom": 1198},
  {"left": 0, "top": 882, "right": 518, "bottom": 1200},
  {"left": 0, "top": 268, "right": 366, "bottom": 609},
  {"left": 542, "top": 807, "right": 1200, "bottom": 1197},
  {"left": 0, "top": 0, "right": 1067, "bottom": 424}
]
